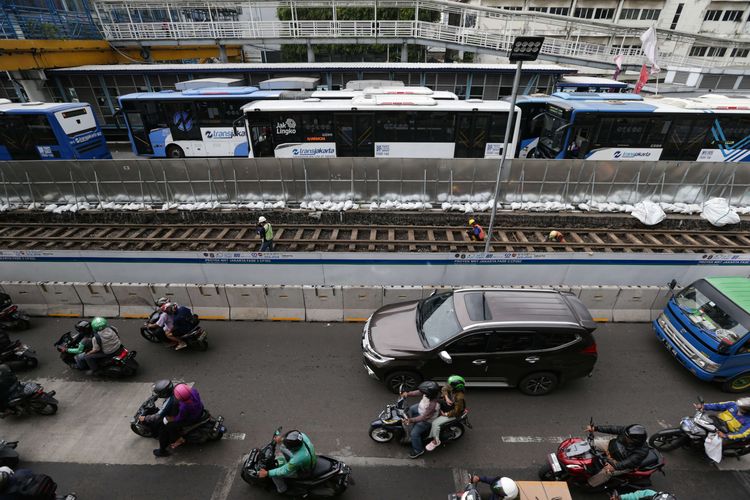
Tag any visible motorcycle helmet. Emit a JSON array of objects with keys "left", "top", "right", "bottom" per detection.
[
  {"left": 0, "top": 364, "right": 12, "bottom": 376},
  {"left": 651, "top": 494, "right": 676, "bottom": 500},
  {"left": 173, "top": 383, "right": 193, "bottom": 402},
  {"left": 283, "top": 430, "right": 304, "bottom": 451},
  {"left": 152, "top": 379, "right": 174, "bottom": 399},
  {"left": 736, "top": 397, "right": 750, "bottom": 414},
  {"left": 0, "top": 466, "right": 13, "bottom": 490},
  {"left": 418, "top": 380, "right": 440, "bottom": 399},
  {"left": 74, "top": 320, "right": 92, "bottom": 336},
  {"left": 491, "top": 477, "right": 519, "bottom": 499},
  {"left": 624, "top": 424, "right": 648, "bottom": 444},
  {"left": 447, "top": 374, "right": 466, "bottom": 392},
  {"left": 155, "top": 297, "right": 170, "bottom": 307},
  {"left": 161, "top": 303, "right": 178, "bottom": 314},
  {"left": 91, "top": 317, "right": 108, "bottom": 332}
]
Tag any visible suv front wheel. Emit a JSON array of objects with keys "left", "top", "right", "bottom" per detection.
[
  {"left": 518, "top": 372, "right": 559, "bottom": 396},
  {"left": 384, "top": 370, "right": 422, "bottom": 394}
]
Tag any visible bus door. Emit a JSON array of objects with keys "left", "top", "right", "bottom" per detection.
[
  {"left": 249, "top": 123, "right": 274, "bottom": 158},
  {"left": 334, "top": 113, "right": 374, "bottom": 156},
  {"left": 124, "top": 102, "right": 161, "bottom": 155},
  {"left": 455, "top": 113, "right": 492, "bottom": 158}
]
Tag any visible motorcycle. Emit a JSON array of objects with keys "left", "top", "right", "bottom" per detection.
[
  {"left": 4, "top": 381, "right": 58, "bottom": 417},
  {"left": 240, "top": 427, "right": 353, "bottom": 497},
  {"left": 368, "top": 388, "right": 471, "bottom": 450},
  {"left": 53, "top": 331, "right": 139, "bottom": 378},
  {"left": 130, "top": 393, "right": 226, "bottom": 444},
  {"left": 0, "top": 439, "right": 19, "bottom": 468},
  {"left": 0, "top": 293, "right": 30, "bottom": 331},
  {"left": 448, "top": 475, "right": 481, "bottom": 500},
  {"left": 539, "top": 420, "right": 665, "bottom": 491},
  {"left": 649, "top": 397, "right": 750, "bottom": 459},
  {"left": 140, "top": 309, "right": 208, "bottom": 351},
  {"left": 0, "top": 332, "right": 38, "bottom": 371}
]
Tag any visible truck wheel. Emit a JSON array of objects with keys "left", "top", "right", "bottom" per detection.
[{"left": 722, "top": 372, "right": 750, "bottom": 393}]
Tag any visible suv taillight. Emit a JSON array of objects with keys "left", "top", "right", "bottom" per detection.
[{"left": 581, "top": 343, "right": 597, "bottom": 355}]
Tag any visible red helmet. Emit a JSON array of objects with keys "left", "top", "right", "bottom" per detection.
[{"left": 173, "top": 383, "right": 193, "bottom": 402}]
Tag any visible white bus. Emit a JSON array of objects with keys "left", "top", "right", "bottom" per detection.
[{"left": 241, "top": 93, "right": 519, "bottom": 159}]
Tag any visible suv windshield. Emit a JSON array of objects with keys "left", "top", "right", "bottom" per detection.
[
  {"left": 419, "top": 293, "right": 461, "bottom": 347},
  {"left": 675, "top": 285, "right": 748, "bottom": 343}
]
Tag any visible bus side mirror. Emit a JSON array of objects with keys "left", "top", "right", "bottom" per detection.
[
  {"left": 232, "top": 116, "right": 243, "bottom": 137},
  {"left": 668, "top": 279, "right": 677, "bottom": 290}
]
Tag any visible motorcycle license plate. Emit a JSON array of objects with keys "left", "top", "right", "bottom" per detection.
[{"left": 548, "top": 453, "right": 562, "bottom": 473}]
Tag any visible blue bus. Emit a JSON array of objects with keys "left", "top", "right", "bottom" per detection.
[{"left": 0, "top": 100, "right": 111, "bottom": 160}]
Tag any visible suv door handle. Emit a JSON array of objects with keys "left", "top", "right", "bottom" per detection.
[
  {"left": 525, "top": 356, "right": 540, "bottom": 363},
  {"left": 472, "top": 359, "right": 486, "bottom": 365}
]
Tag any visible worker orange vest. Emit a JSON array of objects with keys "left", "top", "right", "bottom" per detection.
[{"left": 473, "top": 224, "right": 486, "bottom": 240}]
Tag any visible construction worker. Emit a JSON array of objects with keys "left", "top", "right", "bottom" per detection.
[
  {"left": 547, "top": 230, "right": 565, "bottom": 243},
  {"left": 467, "top": 218, "right": 486, "bottom": 241},
  {"left": 257, "top": 216, "right": 274, "bottom": 252}
]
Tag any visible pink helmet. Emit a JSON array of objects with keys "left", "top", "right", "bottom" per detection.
[{"left": 173, "top": 383, "right": 193, "bottom": 402}]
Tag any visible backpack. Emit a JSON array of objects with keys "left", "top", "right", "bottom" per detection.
[{"left": 16, "top": 471, "right": 57, "bottom": 499}]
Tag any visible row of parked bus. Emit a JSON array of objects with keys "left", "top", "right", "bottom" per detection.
[{"left": 4, "top": 81, "right": 750, "bottom": 163}]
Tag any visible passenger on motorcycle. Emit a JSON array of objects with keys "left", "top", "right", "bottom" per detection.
[
  {"left": 400, "top": 380, "right": 441, "bottom": 459},
  {"left": 610, "top": 491, "right": 676, "bottom": 500},
  {"left": 586, "top": 424, "right": 649, "bottom": 488},
  {"left": 58, "top": 320, "right": 94, "bottom": 369},
  {"left": 148, "top": 303, "right": 193, "bottom": 350},
  {"left": 426, "top": 375, "right": 467, "bottom": 451},
  {"left": 138, "top": 379, "right": 177, "bottom": 429},
  {"left": 153, "top": 383, "right": 204, "bottom": 457},
  {"left": 468, "top": 475, "right": 518, "bottom": 500},
  {"left": 694, "top": 398, "right": 750, "bottom": 442},
  {"left": 258, "top": 430, "right": 317, "bottom": 493},
  {"left": 83, "top": 317, "right": 122, "bottom": 376},
  {"left": 0, "top": 364, "right": 18, "bottom": 417}
]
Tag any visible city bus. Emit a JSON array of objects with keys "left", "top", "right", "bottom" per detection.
[
  {"left": 241, "top": 94, "right": 519, "bottom": 159},
  {"left": 554, "top": 75, "right": 630, "bottom": 93},
  {"left": 0, "top": 101, "right": 110, "bottom": 160},
  {"left": 534, "top": 94, "right": 750, "bottom": 162}
]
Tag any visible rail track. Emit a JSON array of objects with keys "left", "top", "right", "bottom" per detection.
[{"left": 0, "top": 222, "right": 748, "bottom": 253}]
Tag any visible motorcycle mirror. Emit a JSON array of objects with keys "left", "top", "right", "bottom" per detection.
[
  {"left": 668, "top": 279, "right": 677, "bottom": 290},
  {"left": 438, "top": 350, "right": 452, "bottom": 364},
  {"left": 698, "top": 396, "right": 705, "bottom": 404},
  {"left": 274, "top": 426, "right": 282, "bottom": 436}
]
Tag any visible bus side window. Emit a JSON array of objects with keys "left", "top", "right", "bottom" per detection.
[
  {"left": 567, "top": 128, "right": 591, "bottom": 158},
  {"left": 251, "top": 125, "right": 273, "bottom": 157}
]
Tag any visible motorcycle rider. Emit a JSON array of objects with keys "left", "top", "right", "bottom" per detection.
[
  {"left": 153, "top": 383, "right": 204, "bottom": 457},
  {"left": 83, "top": 317, "right": 122, "bottom": 376},
  {"left": 426, "top": 375, "right": 467, "bottom": 451},
  {"left": 0, "top": 364, "right": 19, "bottom": 417},
  {"left": 585, "top": 423, "right": 649, "bottom": 488},
  {"left": 610, "top": 491, "right": 676, "bottom": 500},
  {"left": 400, "top": 380, "right": 441, "bottom": 459},
  {"left": 137, "top": 379, "right": 177, "bottom": 431},
  {"left": 694, "top": 398, "right": 750, "bottom": 442},
  {"left": 258, "top": 430, "right": 317, "bottom": 494},
  {"left": 57, "top": 320, "right": 94, "bottom": 370},
  {"left": 147, "top": 302, "right": 191, "bottom": 350},
  {"left": 467, "top": 475, "right": 519, "bottom": 500}
]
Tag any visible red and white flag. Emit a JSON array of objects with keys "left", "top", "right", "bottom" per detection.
[
  {"left": 612, "top": 54, "right": 624, "bottom": 80},
  {"left": 634, "top": 64, "right": 649, "bottom": 94},
  {"left": 640, "top": 27, "right": 661, "bottom": 74}
]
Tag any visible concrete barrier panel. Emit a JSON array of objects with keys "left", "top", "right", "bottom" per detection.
[
  {"left": 225, "top": 284, "right": 267, "bottom": 320},
  {"left": 38, "top": 281, "right": 83, "bottom": 317},
  {"left": 303, "top": 285, "right": 344, "bottom": 322},
  {"left": 577, "top": 286, "right": 620, "bottom": 322},
  {"left": 383, "top": 286, "right": 422, "bottom": 305},
  {"left": 422, "top": 285, "right": 453, "bottom": 297},
  {"left": 185, "top": 284, "right": 230, "bottom": 320},
  {"left": 149, "top": 283, "right": 193, "bottom": 308},
  {"left": 342, "top": 286, "right": 383, "bottom": 322},
  {"left": 0, "top": 281, "right": 48, "bottom": 316},
  {"left": 650, "top": 287, "right": 676, "bottom": 321},
  {"left": 110, "top": 283, "right": 154, "bottom": 318},
  {"left": 613, "top": 286, "right": 661, "bottom": 322},
  {"left": 73, "top": 282, "right": 120, "bottom": 317},
  {"left": 265, "top": 285, "right": 305, "bottom": 321}
]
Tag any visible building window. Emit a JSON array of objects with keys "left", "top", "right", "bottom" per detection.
[
  {"left": 574, "top": 7, "right": 594, "bottom": 19},
  {"left": 620, "top": 8, "right": 640, "bottom": 20},
  {"left": 707, "top": 47, "right": 727, "bottom": 57},
  {"left": 595, "top": 8, "right": 614, "bottom": 19},
  {"left": 732, "top": 48, "right": 750, "bottom": 58},
  {"left": 529, "top": 7, "right": 548, "bottom": 12},
  {"left": 704, "top": 10, "right": 723, "bottom": 21},
  {"left": 671, "top": 3, "right": 684, "bottom": 30},
  {"left": 640, "top": 9, "right": 661, "bottom": 21},
  {"left": 549, "top": 7, "right": 570, "bottom": 16},
  {"left": 723, "top": 10, "right": 743, "bottom": 22},
  {"left": 501, "top": 6, "right": 522, "bottom": 11},
  {"left": 689, "top": 46, "right": 708, "bottom": 57}
]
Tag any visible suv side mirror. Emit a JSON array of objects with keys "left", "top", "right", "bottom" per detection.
[{"left": 438, "top": 350, "right": 452, "bottom": 364}]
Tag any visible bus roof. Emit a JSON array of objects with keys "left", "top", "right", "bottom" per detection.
[
  {"left": 550, "top": 100, "right": 658, "bottom": 113},
  {"left": 118, "top": 87, "right": 284, "bottom": 100},
  {"left": 242, "top": 96, "right": 514, "bottom": 113},
  {"left": 551, "top": 92, "right": 643, "bottom": 101},
  {"left": 559, "top": 75, "right": 629, "bottom": 88},
  {"left": 706, "top": 277, "right": 750, "bottom": 315},
  {"left": 0, "top": 101, "right": 91, "bottom": 113}
]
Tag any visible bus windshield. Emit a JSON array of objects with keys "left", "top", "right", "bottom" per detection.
[{"left": 539, "top": 107, "right": 570, "bottom": 156}]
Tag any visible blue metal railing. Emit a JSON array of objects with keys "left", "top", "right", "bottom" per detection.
[{"left": 1, "top": 1, "right": 101, "bottom": 40}]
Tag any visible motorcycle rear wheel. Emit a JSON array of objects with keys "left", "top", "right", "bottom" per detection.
[
  {"left": 30, "top": 401, "right": 57, "bottom": 415},
  {"left": 24, "top": 357, "right": 38, "bottom": 369},
  {"left": 648, "top": 429, "right": 688, "bottom": 451},
  {"left": 441, "top": 423, "right": 464, "bottom": 442},
  {"left": 369, "top": 427, "right": 395, "bottom": 443},
  {"left": 140, "top": 327, "right": 161, "bottom": 343}
]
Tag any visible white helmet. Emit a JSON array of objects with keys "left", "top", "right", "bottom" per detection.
[
  {"left": 737, "top": 397, "right": 750, "bottom": 413},
  {"left": 258, "top": 216, "right": 267, "bottom": 223},
  {"left": 491, "top": 477, "right": 519, "bottom": 500},
  {"left": 460, "top": 491, "right": 480, "bottom": 500}
]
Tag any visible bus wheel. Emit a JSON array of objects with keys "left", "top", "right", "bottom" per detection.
[{"left": 166, "top": 145, "right": 185, "bottom": 158}]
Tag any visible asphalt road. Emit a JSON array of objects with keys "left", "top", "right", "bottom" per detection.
[{"left": 1, "top": 318, "right": 749, "bottom": 500}]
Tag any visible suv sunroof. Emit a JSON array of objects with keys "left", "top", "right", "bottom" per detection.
[{"left": 464, "top": 292, "right": 491, "bottom": 321}]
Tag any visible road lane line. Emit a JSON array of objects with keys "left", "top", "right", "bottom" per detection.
[
  {"left": 500, "top": 436, "right": 569, "bottom": 443},
  {"left": 331, "top": 455, "right": 426, "bottom": 467},
  {"left": 221, "top": 432, "right": 246, "bottom": 441},
  {"left": 452, "top": 467, "right": 470, "bottom": 492},
  {"left": 209, "top": 457, "right": 244, "bottom": 500}
]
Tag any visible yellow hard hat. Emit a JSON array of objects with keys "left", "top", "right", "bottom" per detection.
[{"left": 468, "top": 218, "right": 475, "bottom": 225}]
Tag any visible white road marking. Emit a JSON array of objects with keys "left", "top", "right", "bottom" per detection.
[
  {"left": 331, "top": 455, "right": 426, "bottom": 467},
  {"left": 452, "top": 467, "right": 470, "bottom": 491},
  {"left": 221, "top": 432, "right": 246, "bottom": 441},
  {"left": 500, "top": 436, "right": 569, "bottom": 443},
  {"left": 209, "top": 457, "right": 244, "bottom": 500}
]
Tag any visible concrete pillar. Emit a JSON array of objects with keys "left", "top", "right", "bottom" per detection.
[
  {"left": 218, "top": 44, "right": 228, "bottom": 63},
  {"left": 10, "top": 70, "right": 50, "bottom": 102},
  {"left": 307, "top": 42, "right": 315, "bottom": 63},
  {"left": 401, "top": 42, "right": 408, "bottom": 62}
]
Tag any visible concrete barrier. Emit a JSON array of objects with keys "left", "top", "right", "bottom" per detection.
[
  {"left": 613, "top": 286, "right": 661, "bottom": 322},
  {"left": 383, "top": 285, "right": 422, "bottom": 305},
  {"left": 225, "top": 284, "right": 267, "bottom": 320},
  {"left": 342, "top": 286, "right": 383, "bottom": 322},
  {"left": 421, "top": 285, "right": 453, "bottom": 297},
  {"left": 575, "top": 285, "right": 620, "bottom": 322},
  {"left": 185, "top": 284, "right": 230, "bottom": 320},
  {"left": 110, "top": 283, "right": 154, "bottom": 318},
  {"left": 265, "top": 285, "right": 305, "bottom": 321},
  {"left": 38, "top": 281, "right": 83, "bottom": 317},
  {"left": 149, "top": 283, "right": 193, "bottom": 308},
  {"left": 303, "top": 285, "right": 344, "bottom": 322},
  {"left": 1, "top": 281, "right": 48, "bottom": 316},
  {"left": 73, "top": 282, "right": 120, "bottom": 317},
  {"left": 650, "top": 287, "right": 676, "bottom": 321}
]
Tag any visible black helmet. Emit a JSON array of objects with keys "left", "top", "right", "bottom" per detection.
[
  {"left": 0, "top": 364, "right": 11, "bottom": 376},
  {"left": 625, "top": 424, "right": 648, "bottom": 443},
  {"left": 652, "top": 494, "right": 676, "bottom": 500},
  {"left": 417, "top": 381, "right": 440, "bottom": 399},
  {"left": 75, "top": 320, "right": 92, "bottom": 336},
  {"left": 283, "top": 430, "right": 304, "bottom": 451},
  {"left": 152, "top": 379, "right": 174, "bottom": 398}
]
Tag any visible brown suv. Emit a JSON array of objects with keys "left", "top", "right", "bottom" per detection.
[{"left": 362, "top": 288, "right": 598, "bottom": 395}]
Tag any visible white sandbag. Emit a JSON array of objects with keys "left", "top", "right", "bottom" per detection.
[
  {"left": 701, "top": 198, "right": 740, "bottom": 227},
  {"left": 704, "top": 432, "right": 723, "bottom": 463},
  {"left": 631, "top": 200, "right": 666, "bottom": 226}
]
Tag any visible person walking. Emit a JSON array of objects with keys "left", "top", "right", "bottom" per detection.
[
  {"left": 467, "top": 218, "right": 485, "bottom": 242},
  {"left": 257, "top": 216, "right": 274, "bottom": 252}
]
